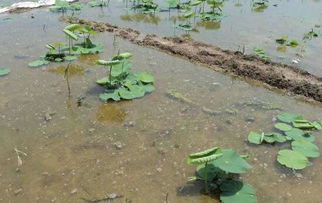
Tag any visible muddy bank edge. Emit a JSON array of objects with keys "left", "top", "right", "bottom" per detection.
[{"left": 65, "top": 17, "right": 322, "bottom": 103}]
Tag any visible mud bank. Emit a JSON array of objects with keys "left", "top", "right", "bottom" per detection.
[{"left": 65, "top": 17, "right": 322, "bottom": 103}]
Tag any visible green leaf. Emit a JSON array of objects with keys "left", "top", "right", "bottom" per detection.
[
  {"left": 63, "top": 29, "right": 78, "bottom": 40},
  {"left": 0, "top": 68, "right": 10, "bottom": 76},
  {"left": 211, "top": 149, "right": 252, "bottom": 173},
  {"left": 64, "top": 55, "right": 77, "bottom": 61},
  {"left": 285, "top": 128, "right": 315, "bottom": 142},
  {"left": 118, "top": 87, "right": 135, "bottom": 100},
  {"left": 292, "top": 120, "right": 315, "bottom": 129},
  {"left": 264, "top": 132, "right": 287, "bottom": 143},
  {"left": 138, "top": 72, "right": 155, "bottom": 83},
  {"left": 247, "top": 132, "right": 264, "bottom": 144},
  {"left": 97, "top": 60, "right": 120, "bottom": 66},
  {"left": 96, "top": 77, "right": 109, "bottom": 85},
  {"left": 99, "top": 91, "right": 120, "bottom": 101},
  {"left": 277, "top": 149, "right": 309, "bottom": 169},
  {"left": 277, "top": 112, "right": 303, "bottom": 123},
  {"left": 28, "top": 60, "right": 49, "bottom": 67},
  {"left": 64, "top": 24, "right": 82, "bottom": 31},
  {"left": 274, "top": 123, "right": 293, "bottom": 131},
  {"left": 188, "top": 147, "right": 223, "bottom": 165},
  {"left": 128, "top": 85, "right": 145, "bottom": 98},
  {"left": 142, "top": 84, "right": 155, "bottom": 93},
  {"left": 196, "top": 164, "right": 227, "bottom": 181},
  {"left": 312, "top": 121, "right": 322, "bottom": 130},
  {"left": 220, "top": 181, "right": 257, "bottom": 203},
  {"left": 291, "top": 140, "right": 320, "bottom": 158}
]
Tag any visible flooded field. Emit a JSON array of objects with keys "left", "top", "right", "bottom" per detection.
[{"left": 0, "top": 1, "right": 322, "bottom": 203}]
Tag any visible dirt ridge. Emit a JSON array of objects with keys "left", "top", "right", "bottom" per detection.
[{"left": 65, "top": 17, "right": 322, "bottom": 103}]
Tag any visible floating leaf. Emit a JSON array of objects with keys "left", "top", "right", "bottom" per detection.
[
  {"left": 277, "top": 112, "right": 303, "bottom": 123},
  {"left": 312, "top": 121, "right": 322, "bottom": 130},
  {"left": 285, "top": 128, "right": 315, "bottom": 142},
  {"left": 247, "top": 132, "right": 264, "bottom": 144},
  {"left": 64, "top": 55, "right": 77, "bottom": 61},
  {"left": 96, "top": 77, "right": 109, "bottom": 85},
  {"left": 211, "top": 149, "right": 252, "bottom": 174},
  {"left": 264, "top": 132, "right": 287, "bottom": 143},
  {"left": 274, "top": 123, "right": 292, "bottom": 131},
  {"left": 0, "top": 68, "right": 10, "bottom": 76},
  {"left": 28, "top": 60, "right": 49, "bottom": 67},
  {"left": 188, "top": 147, "right": 223, "bottom": 165},
  {"left": 220, "top": 181, "right": 257, "bottom": 203},
  {"left": 138, "top": 72, "right": 154, "bottom": 83},
  {"left": 291, "top": 140, "right": 320, "bottom": 158},
  {"left": 99, "top": 91, "right": 120, "bottom": 101},
  {"left": 277, "top": 149, "right": 309, "bottom": 169},
  {"left": 118, "top": 87, "right": 135, "bottom": 100},
  {"left": 292, "top": 120, "right": 315, "bottom": 129},
  {"left": 142, "top": 84, "right": 155, "bottom": 93},
  {"left": 128, "top": 85, "right": 145, "bottom": 98}
]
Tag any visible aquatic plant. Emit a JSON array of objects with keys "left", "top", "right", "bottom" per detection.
[
  {"left": 253, "top": 47, "right": 270, "bottom": 61},
  {"left": 247, "top": 112, "right": 321, "bottom": 170},
  {"left": 252, "top": 0, "right": 268, "bottom": 12},
  {"left": 303, "top": 29, "right": 319, "bottom": 40},
  {"left": 96, "top": 52, "right": 155, "bottom": 101},
  {"left": 0, "top": 68, "right": 10, "bottom": 77},
  {"left": 88, "top": 0, "right": 110, "bottom": 7},
  {"left": 275, "top": 37, "right": 299, "bottom": 47},
  {"left": 200, "top": 0, "right": 225, "bottom": 21},
  {"left": 28, "top": 24, "right": 103, "bottom": 67},
  {"left": 131, "top": 0, "right": 159, "bottom": 14},
  {"left": 49, "top": 0, "right": 82, "bottom": 13},
  {"left": 177, "top": 10, "right": 196, "bottom": 32},
  {"left": 187, "top": 147, "right": 257, "bottom": 202}
]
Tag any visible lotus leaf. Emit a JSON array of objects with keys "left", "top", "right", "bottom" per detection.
[
  {"left": 220, "top": 180, "right": 257, "bottom": 203},
  {"left": 211, "top": 149, "right": 252, "bottom": 173},
  {"left": 274, "top": 123, "right": 292, "bottom": 131},
  {"left": 277, "top": 112, "right": 303, "bottom": 123},
  {"left": 138, "top": 72, "right": 155, "bottom": 83},
  {"left": 277, "top": 149, "right": 309, "bottom": 169},
  {"left": 0, "top": 68, "right": 10, "bottom": 76},
  {"left": 292, "top": 140, "right": 320, "bottom": 158},
  {"left": 247, "top": 132, "right": 264, "bottom": 144},
  {"left": 28, "top": 60, "right": 49, "bottom": 67},
  {"left": 187, "top": 147, "right": 223, "bottom": 165},
  {"left": 285, "top": 128, "right": 315, "bottom": 142}
]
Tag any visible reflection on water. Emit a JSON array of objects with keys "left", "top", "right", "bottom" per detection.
[
  {"left": 120, "top": 13, "right": 161, "bottom": 25},
  {"left": 78, "top": 54, "right": 100, "bottom": 65},
  {"left": 196, "top": 21, "right": 221, "bottom": 30},
  {"left": 1, "top": 2, "right": 322, "bottom": 203},
  {"left": 47, "top": 63, "right": 84, "bottom": 76},
  {"left": 96, "top": 104, "right": 126, "bottom": 123}
]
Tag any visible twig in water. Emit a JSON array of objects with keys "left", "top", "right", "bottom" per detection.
[{"left": 14, "top": 148, "right": 27, "bottom": 167}]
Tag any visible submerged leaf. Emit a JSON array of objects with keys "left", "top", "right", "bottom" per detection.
[
  {"left": 277, "top": 149, "right": 309, "bottom": 170},
  {"left": 220, "top": 181, "right": 257, "bottom": 203}
]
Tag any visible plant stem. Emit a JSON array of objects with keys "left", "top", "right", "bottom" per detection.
[
  {"left": 109, "top": 65, "right": 113, "bottom": 84},
  {"left": 205, "top": 162, "right": 209, "bottom": 194}
]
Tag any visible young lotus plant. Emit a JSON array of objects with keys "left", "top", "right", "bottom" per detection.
[
  {"left": 187, "top": 146, "right": 256, "bottom": 202},
  {"left": 96, "top": 52, "right": 155, "bottom": 101}
]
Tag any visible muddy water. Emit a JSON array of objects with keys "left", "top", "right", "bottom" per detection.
[
  {"left": 75, "top": 0, "right": 322, "bottom": 76},
  {"left": 0, "top": 6, "right": 322, "bottom": 203}
]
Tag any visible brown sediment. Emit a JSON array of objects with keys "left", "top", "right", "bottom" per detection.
[{"left": 65, "top": 17, "right": 322, "bottom": 103}]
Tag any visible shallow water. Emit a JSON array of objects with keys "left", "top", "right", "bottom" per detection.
[
  {"left": 74, "top": 0, "right": 322, "bottom": 76},
  {"left": 0, "top": 3, "right": 322, "bottom": 203}
]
